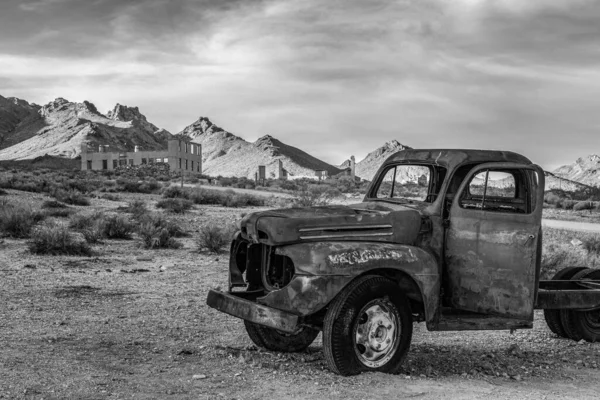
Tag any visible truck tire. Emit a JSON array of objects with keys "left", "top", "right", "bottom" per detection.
[
  {"left": 559, "top": 268, "right": 593, "bottom": 341},
  {"left": 243, "top": 321, "right": 319, "bottom": 352},
  {"left": 544, "top": 267, "right": 589, "bottom": 338},
  {"left": 571, "top": 269, "right": 600, "bottom": 343},
  {"left": 322, "top": 275, "right": 412, "bottom": 376}
]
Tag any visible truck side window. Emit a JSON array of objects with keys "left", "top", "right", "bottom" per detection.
[
  {"left": 460, "top": 169, "right": 528, "bottom": 213},
  {"left": 374, "top": 165, "right": 432, "bottom": 202}
]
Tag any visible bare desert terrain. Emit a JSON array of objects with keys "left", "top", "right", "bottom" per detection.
[{"left": 1, "top": 186, "right": 600, "bottom": 400}]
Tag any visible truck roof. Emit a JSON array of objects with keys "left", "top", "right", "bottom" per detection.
[{"left": 383, "top": 149, "right": 532, "bottom": 170}]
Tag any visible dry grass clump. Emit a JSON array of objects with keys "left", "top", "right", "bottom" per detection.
[
  {"left": 197, "top": 223, "right": 235, "bottom": 253},
  {"left": 42, "top": 200, "right": 68, "bottom": 209},
  {"left": 0, "top": 202, "right": 46, "bottom": 238},
  {"left": 51, "top": 188, "right": 90, "bottom": 206},
  {"left": 28, "top": 223, "right": 92, "bottom": 256},
  {"left": 161, "top": 186, "right": 267, "bottom": 208},
  {"left": 582, "top": 237, "right": 600, "bottom": 257},
  {"left": 137, "top": 213, "right": 184, "bottom": 249},
  {"left": 293, "top": 185, "right": 338, "bottom": 207},
  {"left": 119, "top": 200, "right": 148, "bottom": 220},
  {"left": 156, "top": 198, "right": 193, "bottom": 213},
  {"left": 541, "top": 228, "right": 600, "bottom": 278},
  {"left": 69, "top": 212, "right": 133, "bottom": 241},
  {"left": 100, "top": 193, "right": 121, "bottom": 201},
  {"left": 102, "top": 214, "right": 134, "bottom": 239}
]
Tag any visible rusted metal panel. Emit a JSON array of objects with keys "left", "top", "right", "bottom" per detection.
[
  {"left": 535, "top": 288, "right": 600, "bottom": 310},
  {"left": 240, "top": 205, "right": 422, "bottom": 246},
  {"left": 262, "top": 241, "right": 440, "bottom": 324},
  {"left": 206, "top": 289, "right": 299, "bottom": 333},
  {"left": 445, "top": 163, "right": 544, "bottom": 320},
  {"left": 435, "top": 315, "right": 533, "bottom": 331}
]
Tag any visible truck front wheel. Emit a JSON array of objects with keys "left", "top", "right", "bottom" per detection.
[
  {"left": 323, "top": 275, "right": 412, "bottom": 376},
  {"left": 243, "top": 321, "right": 319, "bottom": 352}
]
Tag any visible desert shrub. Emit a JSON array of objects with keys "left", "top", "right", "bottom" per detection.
[
  {"left": 573, "top": 201, "right": 595, "bottom": 212},
  {"left": 137, "top": 213, "right": 184, "bottom": 249},
  {"left": 44, "top": 208, "right": 75, "bottom": 218},
  {"left": 293, "top": 185, "right": 335, "bottom": 207},
  {"left": 81, "top": 223, "right": 105, "bottom": 244},
  {"left": 541, "top": 228, "right": 600, "bottom": 279},
  {"left": 42, "top": 200, "right": 68, "bottom": 209},
  {"left": 0, "top": 206, "right": 42, "bottom": 237},
  {"left": 191, "top": 188, "right": 266, "bottom": 207},
  {"left": 0, "top": 204, "right": 46, "bottom": 238},
  {"left": 69, "top": 211, "right": 104, "bottom": 230},
  {"left": 278, "top": 180, "right": 299, "bottom": 191},
  {"left": 28, "top": 223, "right": 92, "bottom": 256},
  {"left": 138, "top": 213, "right": 187, "bottom": 237},
  {"left": 162, "top": 185, "right": 189, "bottom": 199},
  {"left": 156, "top": 198, "right": 193, "bottom": 213},
  {"left": 122, "top": 200, "right": 148, "bottom": 220},
  {"left": 102, "top": 215, "right": 134, "bottom": 239},
  {"left": 582, "top": 237, "right": 600, "bottom": 256},
  {"left": 562, "top": 200, "right": 576, "bottom": 210},
  {"left": 100, "top": 193, "right": 121, "bottom": 201},
  {"left": 544, "top": 192, "right": 561, "bottom": 207},
  {"left": 115, "top": 178, "right": 161, "bottom": 194},
  {"left": 69, "top": 211, "right": 107, "bottom": 243},
  {"left": 197, "top": 223, "right": 235, "bottom": 253},
  {"left": 52, "top": 189, "right": 90, "bottom": 206}
]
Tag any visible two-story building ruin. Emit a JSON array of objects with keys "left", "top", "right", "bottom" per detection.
[{"left": 81, "top": 139, "right": 202, "bottom": 174}]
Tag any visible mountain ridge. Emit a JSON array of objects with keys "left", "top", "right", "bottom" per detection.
[
  {"left": 179, "top": 117, "right": 343, "bottom": 178},
  {"left": 0, "top": 97, "right": 171, "bottom": 160}
]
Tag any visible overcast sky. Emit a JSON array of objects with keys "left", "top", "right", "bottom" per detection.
[{"left": 1, "top": 0, "right": 600, "bottom": 170}]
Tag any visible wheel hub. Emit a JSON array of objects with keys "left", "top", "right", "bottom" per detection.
[{"left": 354, "top": 299, "right": 400, "bottom": 368}]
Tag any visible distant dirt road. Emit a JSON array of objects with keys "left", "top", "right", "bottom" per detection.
[{"left": 542, "top": 219, "right": 600, "bottom": 233}]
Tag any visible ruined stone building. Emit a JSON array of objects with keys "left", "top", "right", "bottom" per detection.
[{"left": 80, "top": 139, "right": 202, "bottom": 173}]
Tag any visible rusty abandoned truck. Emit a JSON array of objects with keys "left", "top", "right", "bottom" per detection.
[{"left": 206, "top": 149, "right": 600, "bottom": 376}]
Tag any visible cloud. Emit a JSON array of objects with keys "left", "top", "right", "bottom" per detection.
[{"left": 1, "top": 0, "right": 600, "bottom": 169}]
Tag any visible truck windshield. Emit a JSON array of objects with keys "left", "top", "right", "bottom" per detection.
[{"left": 374, "top": 165, "right": 433, "bottom": 202}]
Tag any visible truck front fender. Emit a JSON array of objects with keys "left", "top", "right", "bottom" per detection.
[{"left": 259, "top": 241, "right": 440, "bottom": 325}]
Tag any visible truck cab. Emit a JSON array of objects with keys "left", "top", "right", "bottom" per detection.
[{"left": 207, "top": 149, "right": 600, "bottom": 376}]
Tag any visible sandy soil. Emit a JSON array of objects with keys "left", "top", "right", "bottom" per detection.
[{"left": 1, "top": 189, "right": 600, "bottom": 399}]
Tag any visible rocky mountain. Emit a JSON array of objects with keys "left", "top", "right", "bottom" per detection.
[
  {"left": 180, "top": 117, "right": 343, "bottom": 178},
  {"left": 553, "top": 155, "right": 600, "bottom": 187},
  {"left": 341, "top": 140, "right": 411, "bottom": 180},
  {"left": 0, "top": 97, "right": 171, "bottom": 160},
  {"left": 0, "top": 95, "right": 43, "bottom": 150}
]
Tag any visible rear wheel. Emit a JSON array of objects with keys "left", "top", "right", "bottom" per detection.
[
  {"left": 571, "top": 269, "right": 600, "bottom": 343},
  {"left": 323, "top": 275, "right": 412, "bottom": 376},
  {"left": 544, "top": 267, "right": 588, "bottom": 337},
  {"left": 559, "top": 268, "right": 593, "bottom": 341},
  {"left": 244, "top": 321, "right": 319, "bottom": 352}
]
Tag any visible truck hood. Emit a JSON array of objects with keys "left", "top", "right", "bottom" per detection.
[{"left": 239, "top": 202, "right": 424, "bottom": 246}]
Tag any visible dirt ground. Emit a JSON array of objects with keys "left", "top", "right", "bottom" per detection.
[{"left": 1, "top": 189, "right": 600, "bottom": 399}]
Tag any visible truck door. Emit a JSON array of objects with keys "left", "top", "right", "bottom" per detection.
[{"left": 445, "top": 163, "right": 545, "bottom": 319}]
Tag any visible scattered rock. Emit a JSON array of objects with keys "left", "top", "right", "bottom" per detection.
[
  {"left": 23, "top": 264, "right": 36, "bottom": 269},
  {"left": 136, "top": 256, "right": 154, "bottom": 262},
  {"left": 507, "top": 344, "right": 520, "bottom": 354},
  {"left": 192, "top": 374, "right": 207, "bottom": 380},
  {"left": 570, "top": 239, "right": 583, "bottom": 247}
]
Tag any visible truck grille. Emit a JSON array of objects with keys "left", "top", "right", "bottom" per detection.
[{"left": 243, "top": 243, "right": 294, "bottom": 291}]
